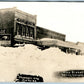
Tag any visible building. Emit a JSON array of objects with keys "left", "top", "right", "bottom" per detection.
[
  {"left": 0, "top": 7, "right": 36, "bottom": 46},
  {"left": 0, "top": 7, "right": 66, "bottom": 46},
  {"left": 36, "top": 26, "right": 66, "bottom": 41}
]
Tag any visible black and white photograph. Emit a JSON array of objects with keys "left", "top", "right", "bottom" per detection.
[{"left": 0, "top": 2, "right": 84, "bottom": 82}]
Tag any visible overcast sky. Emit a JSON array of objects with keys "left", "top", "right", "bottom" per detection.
[{"left": 0, "top": 2, "right": 84, "bottom": 43}]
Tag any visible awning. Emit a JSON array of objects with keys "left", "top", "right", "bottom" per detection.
[{"left": 37, "top": 38, "right": 81, "bottom": 50}]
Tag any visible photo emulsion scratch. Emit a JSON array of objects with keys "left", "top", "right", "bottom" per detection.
[{"left": 0, "top": 2, "right": 84, "bottom": 82}]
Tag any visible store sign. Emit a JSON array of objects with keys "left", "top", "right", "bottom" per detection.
[{"left": 16, "top": 18, "right": 35, "bottom": 26}]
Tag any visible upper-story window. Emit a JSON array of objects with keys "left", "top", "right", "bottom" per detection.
[{"left": 0, "top": 29, "right": 6, "bottom": 34}]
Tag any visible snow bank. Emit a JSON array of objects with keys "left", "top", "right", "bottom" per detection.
[
  {"left": 39, "top": 38, "right": 56, "bottom": 41},
  {"left": 0, "top": 44, "right": 84, "bottom": 82}
]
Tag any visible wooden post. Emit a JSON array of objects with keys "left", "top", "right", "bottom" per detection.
[
  {"left": 34, "top": 15, "right": 37, "bottom": 40},
  {"left": 21, "top": 25, "right": 23, "bottom": 36},
  {"left": 66, "top": 48, "right": 68, "bottom": 53},
  {"left": 14, "top": 18, "right": 16, "bottom": 35}
]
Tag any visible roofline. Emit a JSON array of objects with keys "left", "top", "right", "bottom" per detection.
[
  {"left": 37, "top": 26, "right": 66, "bottom": 37},
  {"left": 0, "top": 7, "right": 37, "bottom": 18}
]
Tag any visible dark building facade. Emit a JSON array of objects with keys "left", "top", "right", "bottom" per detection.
[
  {"left": 36, "top": 26, "right": 66, "bottom": 41},
  {"left": 0, "top": 7, "right": 36, "bottom": 46},
  {"left": 0, "top": 7, "right": 66, "bottom": 46}
]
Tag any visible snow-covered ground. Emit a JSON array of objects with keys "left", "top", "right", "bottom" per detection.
[{"left": 0, "top": 44, "right": 84, "bottom": 82}]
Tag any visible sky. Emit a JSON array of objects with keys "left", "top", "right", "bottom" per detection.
[{"left": 0, "top": 2, "right": 84, "bottom": 43}]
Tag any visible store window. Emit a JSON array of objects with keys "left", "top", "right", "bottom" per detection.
[{"left": 0, "top": 34, "right": 11, "bottom": 40}]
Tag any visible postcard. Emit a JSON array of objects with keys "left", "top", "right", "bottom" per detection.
[{"left": 0, "top": 2, "right": 83, "bottom": 82}]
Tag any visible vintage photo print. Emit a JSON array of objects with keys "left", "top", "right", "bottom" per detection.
[{"left": 0, "top": 2, "right": 84, "bottom": 82}]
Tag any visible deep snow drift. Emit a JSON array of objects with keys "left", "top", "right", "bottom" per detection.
[{"left": 0, "top": 44, "right": 84, "bottom": 82}]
